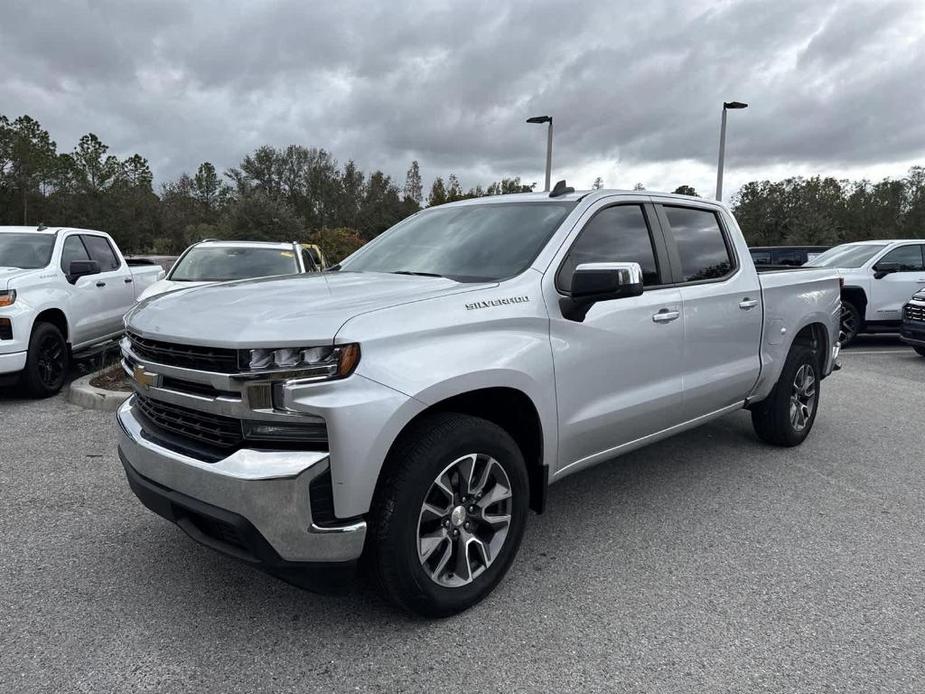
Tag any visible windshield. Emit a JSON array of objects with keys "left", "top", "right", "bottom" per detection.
[
  {"left": 339, "top": 201, "right": 576, "bottom": 281},
  {"left": 168, "top": 246, "right": 299, "bottom": 282},
  {"left": 806, "top": 243, "right": 887, "bottom": 268},
  {"left": 0, "top": 234, "right": 55, "bottom": 269}
]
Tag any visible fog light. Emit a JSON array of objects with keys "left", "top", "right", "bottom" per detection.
[{"left": 243, "top": 420, "right": 328, "bottom": 443}]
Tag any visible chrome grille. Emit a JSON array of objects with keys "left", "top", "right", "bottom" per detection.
[
  {"left": 904, "top": 302, "right": 925, "bottom": 322},
  {"left": 128, "top": 332, "right": 239, "bottom": 373},
  {"left": 134, "top": 392, "right": 243, "bottom": 449}
]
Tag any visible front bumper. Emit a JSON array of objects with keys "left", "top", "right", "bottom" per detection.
[
  {"left": 900, "top": 320, "right": 925, "bottom": 347},
  {"left": 0, "top": 350, "right": 27, "bottom": 375},
  {"left": 117, "top": 398, "right": 367, "bottom": 566}
]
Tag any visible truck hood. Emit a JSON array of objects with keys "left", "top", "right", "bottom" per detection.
[
  {"left": 136, "top": 278, "right": 210, "bottom": 302},
  {"left": 0, "top": 267, "right": 40, "bottom": 289},
  {"left": 126, "top": 271, "right": 492, "bottom": 346}
]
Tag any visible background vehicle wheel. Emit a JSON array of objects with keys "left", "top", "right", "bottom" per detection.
[
  {"left": 21, "top": 322, "right": 69, "bottom": 398},
  {"left": 839, "top": 301, "right": 862, "bottom": 346},
  {"left": 751, "top": 343, "right": 820, "bottom": 447},
  {"left": 914, "top": 346, "right": 925, "bottom": 358},
  {"left": 368, "top": 412, "right": 529, "bottom": 617}
]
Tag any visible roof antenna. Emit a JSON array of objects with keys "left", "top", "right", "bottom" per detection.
[
  {"left": 36, "top": 222, "right": 48, "bottom": 231},
  {"left": 549, "top": 180, "right": 574, "bottom": 198}
]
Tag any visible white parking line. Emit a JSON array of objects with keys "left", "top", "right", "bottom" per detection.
[{"left": 843, "top": 349, "right": 910, "bottom": 355}]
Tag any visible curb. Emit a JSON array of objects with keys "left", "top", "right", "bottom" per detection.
[{"left": 68, "top": 366, "right": 131, "bottom": 412}]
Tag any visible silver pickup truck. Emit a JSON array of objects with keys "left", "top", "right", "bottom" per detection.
[{"left": 117, "top": 187, "right": 841, "bottom": 616}]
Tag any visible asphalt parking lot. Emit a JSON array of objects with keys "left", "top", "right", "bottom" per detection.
[{"left": 1, "top": 337, "right": 923, "bottom": 693}]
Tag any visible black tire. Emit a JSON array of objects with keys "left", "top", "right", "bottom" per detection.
[
  {"left": 914, "top": 346, "right": 925, "bottom": 358},
  {"left": 839, "top": 301, "right": 862, "bottom": 346},
  {"left": 751, "top": 343, "right": 820, "bottom": 447},
  {"left": 368, "top": 413, "right": 529, "bottom": 617},
  {"left": 21, "top": 322, "right": 69, "bottom": 398}
]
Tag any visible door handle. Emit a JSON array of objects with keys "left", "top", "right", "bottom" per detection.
[
  {"left": 124, "top": 277, "right": 133, "bottom": 283},
  {"left": 652, "top": 309, "right": 680, "bottom": 323},
  {"left": 95, "top": 281, "right": 107, "bottom": 288},
  {"left": 738, "top": 298, "right": 758, "bottom": 310}
]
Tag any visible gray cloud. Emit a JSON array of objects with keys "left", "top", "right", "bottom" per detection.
[{"left": 1, "top": 0, "right": 922, "bottom": 193}]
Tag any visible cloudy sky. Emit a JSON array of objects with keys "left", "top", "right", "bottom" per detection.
[{"left": 2, "top": 0, "right": 923, "bottom": 200}]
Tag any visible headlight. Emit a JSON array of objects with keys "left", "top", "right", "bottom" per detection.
[
  {"left": 0, "top": 290, "right": 16, "bottom": 308},
  {"left": 240, "top": 343, "right": 360, "bottom": 379}
]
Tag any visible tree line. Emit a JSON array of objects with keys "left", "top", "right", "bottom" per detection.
[
  {"left": 0, "top": 114, "right": 535, "bottom": 262},
  {"left": 2, "top": 113, "right": 923, "bottom": 263}
]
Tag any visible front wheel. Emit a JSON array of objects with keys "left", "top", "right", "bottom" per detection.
[
  {"left": 21, "top": 322, "right": 70, "bottom": 398},
  {"left": 368, "top": 413, "right": 529, "bottom": 617},
  {"left": 914, "top": 345, "right": 925, "bottom": 358},
  {"left": 751, "top": 343, "right": 820, "bottom": 446}
]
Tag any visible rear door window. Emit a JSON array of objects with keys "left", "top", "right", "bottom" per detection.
[
  {"left": 81, "top": 235, "right": 121, "bottom": 271},
  {"left": 663, "top": 206, "right": 734, "bottom": 282}
]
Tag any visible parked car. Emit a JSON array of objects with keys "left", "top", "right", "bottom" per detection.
[
  {"left": 749, "top": 245, "right": 830, "bottom": 267},
  {"left": 117, "top": 187, "right": 841, "bottom": 616},
  {"left": 900, "top": 289, "right": 925, "bottom": 356},
  {"left": 125, "top": 255, "right": 179, "bottom": 273},
  {"left": 0, "top": 226, "right": 163, "bottom": 396},
  {"left": 136, "top": 240, "right": 316, "bottom": 301},
  {"left": 805, "top": 240, "right": 925, "bottom": 344}
]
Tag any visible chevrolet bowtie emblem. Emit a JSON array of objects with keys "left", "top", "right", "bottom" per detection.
[{"left": 132, "top": 365, "right": 160, "bottom": 389}]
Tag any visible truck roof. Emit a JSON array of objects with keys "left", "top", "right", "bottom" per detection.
[
  {"left": 838, "top": 239, "right": 922, "bottom": 245},
  {"left": 435, "top": 189, "right": 729, "bottom": 209},
  {"left": 191, "top": 240, "right": 296, "bottom": 249},
  {"left": 0, "top": 225, "right": 110, "bottom": 235}
]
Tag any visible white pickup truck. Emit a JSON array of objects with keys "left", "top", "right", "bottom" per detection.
[
  {"left": 117, "top": 187, "right": 841, "bottom": 616},
  {"left": 0, "top": 226, "right": 163, "bottom": 396}
]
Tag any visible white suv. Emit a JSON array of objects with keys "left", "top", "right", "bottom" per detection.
[
  {"left": 137, "top": 240, "right": 316, "bottom": 302},
  {"left": 807, "top": 240, "right": 925, "bottom": 344}
]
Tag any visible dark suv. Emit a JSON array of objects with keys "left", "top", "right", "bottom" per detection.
[
  {"left": 749, "top": 246, "right": 831, "bottom": 267},
  {"left": 901, "top": 289, "right": 925, "bottom": 357}
]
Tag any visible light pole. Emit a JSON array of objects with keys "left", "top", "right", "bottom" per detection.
[
  {"left": 527, "top": 115, "right": 553, "bottom": 192},
  {"left": 715, "top": 101, "right": 747, "bottom": 201}
]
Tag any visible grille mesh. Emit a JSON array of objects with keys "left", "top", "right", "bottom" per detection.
[
  {"left": 134, "top": 393, "right": 243, "bottom": 449},
  {"left": 128, "top": 332, "right": 239, "bottom": 373},
  {"left": 905, "top": 303, "right": 925, "bottom": 322}
]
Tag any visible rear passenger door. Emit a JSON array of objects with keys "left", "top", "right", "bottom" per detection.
[
  {"left": 547, "top": 200, "right": 686, "bottom": 473},
  {"left": 654, "top": 203, "right": 763, "bottom": 419}
]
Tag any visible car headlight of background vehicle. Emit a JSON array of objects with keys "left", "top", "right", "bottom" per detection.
[
  {"left": 239, "top": 343, "right": 360, "bottom": 379},
  {"left": 0, "top": 290, "right": 16, "bottom": 307}
]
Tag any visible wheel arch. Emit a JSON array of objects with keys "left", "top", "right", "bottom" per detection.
[
  {"left": 792, "top": 321, "right": 829, "bottom": 376},
  {"left": 841, "top": 286, "right": 867, "bottom": 323},
  {"left": 380, "top": 386, "right": 548, "bottom": 514},
  {"left": 32, "top": 308, "right": 70, "bottom": 345}
]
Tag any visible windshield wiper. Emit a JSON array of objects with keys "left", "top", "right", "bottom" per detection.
[{"left": 390, "top": 270, "right": 444, "bottom": 278}]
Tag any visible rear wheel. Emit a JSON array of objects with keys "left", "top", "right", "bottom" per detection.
[
  {"left": 368, "top": 413, "right": 528, "bottom": 617},
  {"left": 839, "top": 301, "right": 862, "bottom": 346},
  {"left": 751, "top": 343, "right": 820, "bottom": 447},
  {"left": 914, "top": 346, "right": 925, "bottom": 358},
  {"left": 21, "top": 322, "right": 69, "bottom": 398}
]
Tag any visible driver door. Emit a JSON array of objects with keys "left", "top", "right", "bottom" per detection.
[
  {"left": 546, "top": 199, "right": 685, "bottom": 475},
  {"left": 869, "top": 244, "right": 925, "bottom": 322}
]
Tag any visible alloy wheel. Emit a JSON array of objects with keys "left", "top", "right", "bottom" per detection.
[
  {"left": 839, "top": 304, "right": 858, "bottom": 345},
  {"left": 417, "top": 453, "right": 513, "bottom": 588},
  {"left": 789, "top": 363, "right": 817, "bottom": 432},
  {"left": 36, "top": 334, "right": 65, "bottom": 387}
]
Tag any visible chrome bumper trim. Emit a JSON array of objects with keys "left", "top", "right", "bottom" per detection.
[{"left": 117, "top": 398, "right": 366, "bottom": 562}]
